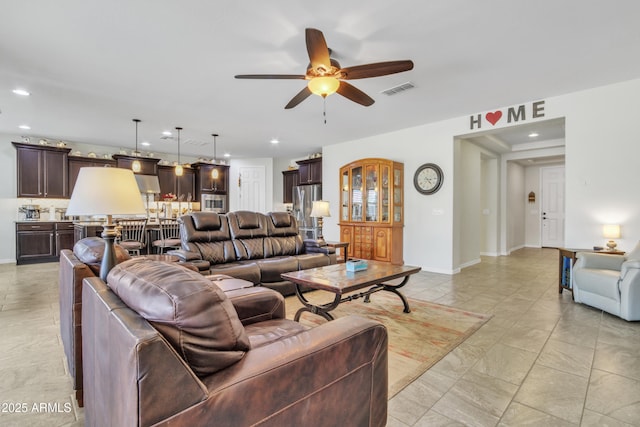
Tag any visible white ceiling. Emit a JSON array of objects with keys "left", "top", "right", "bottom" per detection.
[{"left": 1, "top": 1, "right": 640, "bottom": 160}]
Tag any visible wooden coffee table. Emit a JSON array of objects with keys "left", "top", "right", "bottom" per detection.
[{"left": 281, "top": 261, "right": 421, "bottom": 321}]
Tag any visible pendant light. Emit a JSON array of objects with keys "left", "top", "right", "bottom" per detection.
[
  {"left": 211, "top": 133, "right": 219, "bottom": 180},
  {"left": 175, "top": 127, "right": 183, "bottom": 176},
  {"left": 131, "top": 119, "right": 141, "bottom": 173}
]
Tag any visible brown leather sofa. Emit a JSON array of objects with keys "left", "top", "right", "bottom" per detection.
[
  {"left": 82, "top": 259, "right": 388, "bottom": 427},
  {"left": 171, "top": 211, "right": 336, "bottom": 295},
  {"left": 59, "top": 237, "right": 256, "bottom": 407}
]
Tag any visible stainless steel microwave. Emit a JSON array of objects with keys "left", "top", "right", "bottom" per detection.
[{"left": 201, "top": 194, "right": 227, "bottom": 213}]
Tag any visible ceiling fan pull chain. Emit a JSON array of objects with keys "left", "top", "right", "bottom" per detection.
[{"left": 323, "top": 96, "right": 327, "bottom": 124}]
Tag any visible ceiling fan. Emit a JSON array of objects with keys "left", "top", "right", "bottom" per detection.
[{"left": 235, "top": 28, "right": 414, "bottom": 109}]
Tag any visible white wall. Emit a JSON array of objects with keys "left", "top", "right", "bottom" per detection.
[
  {"left": 481, "top": 156, "right": 499, "bottom": 255},
  {"left": 560, "top": 79, "right": 640, "bottom": 250},
  {"left": 457, "top": 141, "right": 482, "bottom": 268},
  {"left": 0, "top": 134, "right": 20, "bottom": 263},
  {"left": 506, "top": 162, "right": 526, "bottom": 253}
]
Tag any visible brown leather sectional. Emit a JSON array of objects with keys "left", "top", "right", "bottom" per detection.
[
  {"left": 171, "top": 211, "right": 336, "bottom": 295},
  {"left": 82, "top": 259, "right": 388, "bottom": 426}
]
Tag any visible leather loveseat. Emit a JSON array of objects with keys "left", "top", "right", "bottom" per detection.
[
  {"left": 82, "top": 258, "right": 388, "bottom": 427},
  {"left": 171, "top": 211, "right": 336, "bottom": 295}
]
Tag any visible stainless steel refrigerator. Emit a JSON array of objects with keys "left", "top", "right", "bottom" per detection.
[{"left": 292, "top": 184, "right": 322, "bottom": 240}]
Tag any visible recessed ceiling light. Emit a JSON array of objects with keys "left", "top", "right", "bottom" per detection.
[
  {"left": 223, "top": 153, "right": 230, "bottom": 157},
  {"left": 141, "top": 141, "right": 150, "bottom": 147},
  {"left": 162, "top": 131, "right": 172, "bottom": 136},
  {"left": 12, "top": 88, "right": 30, "bottom": 96},
  {"left": 528, "top": 132, "right": 539, "bottom": 138},
  {"left": 270, "top": 138, "right": 279, "bottom": 144},
  {"left": 19, "top": 124, "right": 31, "bottom": 130}
]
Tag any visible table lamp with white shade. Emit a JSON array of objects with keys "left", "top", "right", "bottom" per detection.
[
  {"left": 310, "top": 200, "right": 331, "bottom": 245},
  {"left": 603, "top": 224, "right": 621, "bottom": 251},
  {"left": 66, "top": 167, "right": 145, "bottom": 281}
]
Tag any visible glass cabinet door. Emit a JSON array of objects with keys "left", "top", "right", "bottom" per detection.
[
  {"left": 341, "top": 170, "right": 349, "bottom": 221},
  {"left": 351, "top": 166, "right": 363, "bottom": 221},
  {"left": 393, "top": 166, "right": 402, "bottom": 223},
  {"left": 381, "top": 165, "right": 390, "bottom": 222},
  {"left": 365, "top": 164, "right": 378, "bottom": 221}
]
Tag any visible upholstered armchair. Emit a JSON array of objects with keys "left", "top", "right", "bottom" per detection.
[{"left": 572, "top": 242, "right": 640, "bottom": 321}]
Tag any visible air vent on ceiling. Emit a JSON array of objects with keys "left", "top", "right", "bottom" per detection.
[
  {"left": 182, "top": 139, "right": 208, "bottom": 147},
  {"left": 381, "top": 81, "right": 415, "bottom": 96}
]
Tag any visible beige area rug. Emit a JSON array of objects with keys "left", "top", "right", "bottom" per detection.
[{"left": 285, "top": 291, "right": 492, "bottom": 398}]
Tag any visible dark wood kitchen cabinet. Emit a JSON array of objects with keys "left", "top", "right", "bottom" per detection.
[
  {"left": 67, "top": 157, "right": 116, "bottom": 196},
  {"left": 296, "top": 157, "right": 322, "bottom": 185},
  {"left": 282, "top": 169, "right": 299, "bottom": 203},
  {"left": 112, "top": 154, "right": 159, "bottom": 175},
  {"left": 191, "top": 162, "right": 229, "bottom": 200},
  {"left": 13, "top": 142, "right": 72, "bottom": 198},
  {"left": 16, "top": 221, "right": 75, "bottom": 264},
  {"left": 157, "top": 165, "right": 196, "bottom": 201}
]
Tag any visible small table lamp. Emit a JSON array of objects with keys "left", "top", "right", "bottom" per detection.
[
  {"left": 310, "top": 200, "right": 331, "bottom": 245},
  {"left": 603, "top": 224, "right": 621, "bottom": 251},
  {"left": 134, "top": 174, "right": 161, "bottom": 219},
  {"left": 66, "top": 167, "right": 145, "bottom": 281}
]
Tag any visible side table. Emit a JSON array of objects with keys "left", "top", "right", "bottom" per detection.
[
  {"left": 558, "top": 248, "right": 625, "bottom": 295},
  {"left": 326, "top": 241, "right": 349, "bottom": 264}
]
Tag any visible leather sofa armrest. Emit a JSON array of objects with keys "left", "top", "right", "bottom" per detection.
[
  {"left": 620, "top": 259, "right": 640, "bottom": 278},
  {"left": 164, "top": 315, "right": 388, "bottom": 427},
  {"left": 575, "top": 252, "right": 625, "bottom": 271},
  {"left": 303, "top": 239, "right": 336, "bottom": 255},
  {"left": 167, "top": 249, "right": 207, "bottom": 263},
  {"left": 225, "top": 287, "right": 285, "bottom": 324}
]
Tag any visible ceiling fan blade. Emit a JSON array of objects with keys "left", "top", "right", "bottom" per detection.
[
  {"left": 235, "top": 74, "right": 306, "bottom": 80},
  {"left": 305, "top": 28, "right": 331, "bottom": 72},
  {"left": 285, "top": 86, "right": 312, "bottom": 109},
  {"left": 336, "top": 81, "right": 375, "bottom": 107},
  {"left": 340, "top": 60, "right": 414, "bottom": 80}
]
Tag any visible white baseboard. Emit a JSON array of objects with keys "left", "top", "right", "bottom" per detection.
[
  {"left": 459, "top": 258, "right": 481, "bottom": 269},
  {"left": 480, "top": 251, "right": 500, "bottom": 257}
]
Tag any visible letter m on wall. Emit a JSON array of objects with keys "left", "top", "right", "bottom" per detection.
[{"left": 507, "top": 105, "right": 526, "bottom": 123}]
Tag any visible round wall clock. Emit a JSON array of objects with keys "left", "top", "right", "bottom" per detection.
[{"left": 413, "top": 163, "right": 443, "bottom": 195}]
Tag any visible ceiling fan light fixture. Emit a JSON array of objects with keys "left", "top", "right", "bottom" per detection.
[{"left": 308, "top": 76, "right": 340, "bottom": 97}]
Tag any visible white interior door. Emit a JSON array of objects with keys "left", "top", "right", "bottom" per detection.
[
  {"left": 238, "top": 166, "right": 266, "bottom": 212},
  {"left": 541, "top": 165, "right": 565, "bottom": 247}
]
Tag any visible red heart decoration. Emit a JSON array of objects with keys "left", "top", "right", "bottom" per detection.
[{"left": 485, "top": 111, "right": 502, "bottom": 125}]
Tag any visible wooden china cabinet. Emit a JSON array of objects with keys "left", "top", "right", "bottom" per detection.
[{"left": 338, "top": 158, "right": 404, "bottom": 265}]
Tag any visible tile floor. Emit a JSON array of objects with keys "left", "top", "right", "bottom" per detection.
[{"left": 0, "top": 248, "right": 639, "bottom": 426}]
